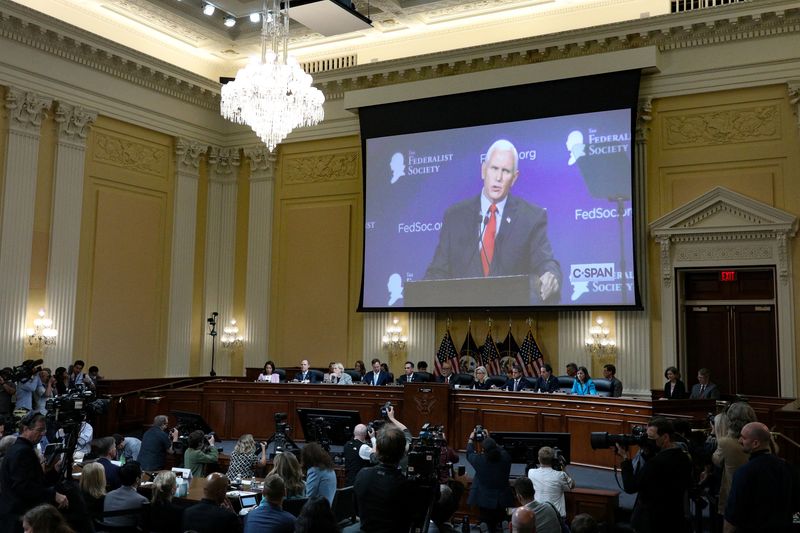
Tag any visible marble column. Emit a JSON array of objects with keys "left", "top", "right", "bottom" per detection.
[
  {"left": 202, "top": 147, "right": 239, "bottom": 376},
  {"left": 44, "top": 102, "right": 97, "bottom": 370},
  {"left": 0, "top": 88, "right": 51, "bottom": 366},
  {"left": 164, "top": 138, "right": 204, "bottom": 376},
  {"left": 243, "top": 146, "right": 275, "bottom": 371}
]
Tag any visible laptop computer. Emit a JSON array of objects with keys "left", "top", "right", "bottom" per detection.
[{"left": 239, "top": 494, "right": 259, "bottom": 515}]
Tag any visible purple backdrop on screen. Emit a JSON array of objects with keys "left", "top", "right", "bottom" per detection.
[{"left": 364, "top": 109, "right": 634, "bottom": 308}]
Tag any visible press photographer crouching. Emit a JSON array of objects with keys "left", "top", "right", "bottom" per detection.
[
  {"left": 466, "top": 427, "right": 514, "bottom": 533},
  {"left": 184, "top": 429, "right": 219, "bottom": 478},
  {"left": 610, "top": 417, "right": 693, "bottom": 533}
]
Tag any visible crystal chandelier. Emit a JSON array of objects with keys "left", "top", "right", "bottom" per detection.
[
  {"left": 220, "top": 0, "right": 325, "bottom": 151},
  {"left": 382, "top": 317, "right": 407, "bottom": 357},
  {"left": 26, "top": 308, "right": 57, "bottom": 351},
  {"left": 584, "top": 317, "right": 616, "bottom": 356},
  {"left": 221, "top": 319, "right": 244, "bottom": 350}
]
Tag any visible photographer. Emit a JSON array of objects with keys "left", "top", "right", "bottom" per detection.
[
  {"left": 614, "top": 417, "right": 693, "bottom": 533},
  {"left": 0, "top": 412, "right": 68, "bottom": 533},
  {"left": 527, "top": 446, "right": 574, "bottom": 518},
  {"left": 184, "top": 429, "right": 219, "bottom": 478},
  {"left": 34, "top": 368, "right": 55, "bottom": 415},
  {"left": 138, "top": 415, "right": 179, "bottom": 471},
  {"left": 0, "top": 370, "right": 16, "bottom": 418},
  {"left": 344, "top": 424, "right": 372, "bottom": 485},
  {"left": 14, "top": 366, "right": 42, "bottom": 412},
  {"left": 466, "top": 428, "right": 514, "bottom": 533}
]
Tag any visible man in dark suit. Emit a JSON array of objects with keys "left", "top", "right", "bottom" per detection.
[
  {"left": 437, "top": 362, "right": 455, "bottom": 386},
  {"left": 466, "top": 430, "right": 514, "bottom": 533},
  {"left": 396, "top": 361, "right": 420, "bottom": 385},
  {"left": 504, "top": 364, "right": 528, "bottom": 391},
  {"left": 293, "top": 359, "right": 320, "bottom": 383},
  {"left": 689, "top": 368, "right": 720, "bottom": 399},
  {"left": 362, "top": 358, "right": 392, "bottom": 386},
  {"left": 182, "top": 473, "right": 242, "bottom": 533},
  {"left": 534, "top": 363, "right": 560, "bottom": 393},
  {"left": 96, "top": 436, "right": 122, "bottom": 490},
  {"left": 602, "top": 364, "right": 624, "bottom": 397},
  {"left": 425, "top": 139, "right": 562, "bottom": 304}
]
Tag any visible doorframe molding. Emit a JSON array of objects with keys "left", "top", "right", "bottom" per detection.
[{"left": 650, "top": 187, "right": 798, "bottom": 397}]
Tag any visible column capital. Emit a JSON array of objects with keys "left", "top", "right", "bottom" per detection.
[
  {"left": 5, "top": 87, "right": 51, "bottom": 135},
  {"left": 175, "top": 138, "right": 205, "bottom": 175},
  {"left": 208, "top": 146, "right": 241, "bottom": 183},
  {"left": 636, "top": 97, "right": 653, "bottom": 143},
  {"left": 244, "top": 145, "right": 276, "bottom": 182},
  {"left": 54, "top": 102, "right": 97, "bottom": 144}
]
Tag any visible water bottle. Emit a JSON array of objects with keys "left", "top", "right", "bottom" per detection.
[{"left": 461, "top": 515, "right": 470, "bottom": 533}]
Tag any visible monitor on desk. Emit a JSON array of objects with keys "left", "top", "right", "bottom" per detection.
[
  {"left": 490, "top": 431, "right": 571, "bottom": 465},
  {"left": 296, "top": 408, "right": 362, "bottom": 446}
]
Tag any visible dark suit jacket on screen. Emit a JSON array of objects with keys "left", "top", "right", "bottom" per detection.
[
  {"left": 362, "top": 370, "right": 392, "bottom": 386},
  {"left": 424, "top": 194, "right": 562, "bottom": 304}
]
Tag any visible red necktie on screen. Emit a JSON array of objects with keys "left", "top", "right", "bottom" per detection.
[{"left": 482, "top": 205, "right": 497, "bottom": 276}]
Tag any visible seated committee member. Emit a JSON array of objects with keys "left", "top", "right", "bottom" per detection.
[
  {"left": 663, "top": 366, "right": 686, "bottom": 399},
  {"left": 689, "top": 367, "right": 720, "bottom": 399},
  {"left": 528, "top": 446, "right": 575, "bottom": 518},
  {"left": 424, "top": 139, "right": 562, "bottom": 304},
  {"left": 257, "top": 360, "right": 279, "bottom": 383},
  {"left": 438, "top": 362, "right": 456, "bottom": 386},
  {"left": 397, "top": 361, "right": 420, "bottom": 385},
  {"left": 504, "top": 364, "right": 529, "bottom": 391},
  {"left": 535, "top": 364, "right": 559, "bottom": 393},
  {"left": 473, "top": 366, "right": 492, "bottom": 390},
  {"left": 293, "top": 359, "right": 320, "bottom": 383},
  {"left": 362, "top": 358, "right": 392, "bottom": 386},
  {"left": 571, "top": 367, "right": 597, "bottom": 395},
  {"left": 564, "top": 363, "right": 577, "bottom": 378},
  {"left": 602, "top": 364, "right": 623, "bottom": 397},
  {"left": 328, "top": 362, "right": 352, "bottom": 384}
]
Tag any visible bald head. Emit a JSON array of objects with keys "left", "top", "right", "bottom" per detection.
[
  {"left": 740, "top": 421, "right": 771, "bottom": 454},
  {"left": 354, "top": 424, "right": 368, "bottom": 441},
  {"left": 203, "top": 473, "right": 229, "bottom": 504},
  {"left": 512, "top": 506, "right": 536, "bottom": 533}
]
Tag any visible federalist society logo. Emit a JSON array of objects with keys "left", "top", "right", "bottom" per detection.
[{"left": 389, "top": 150, "right": 454, "bottom": 184}]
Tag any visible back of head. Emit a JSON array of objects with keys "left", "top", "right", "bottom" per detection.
[
  {"left": 23, "top": 504, "right": 73, "bottom": 533},
  {"left": 119, "top": 461, "right": 142, "bottom": 487},
  {"left": 511, "top": 506, "right": 536, "bottom": 533},
  {"left": 272, "top": 452, "right": 304, "bottom": 496},
  {"left": 153, "top": 415, "right": 168, "bottom": 427},
  {"left": 513, "top": 476, "right": 534, "bottom": 502},
  {"left": 187, "top": 430, "right": 205, "bottom": 449},
  {"left": 99, "top": 435, "right": 116, "bottom": 457},
  {"left": 571, "top": 513, "right": 598, "bottom": 533},
  {"left": 204, "top": 473, "right": 230, "bottom": 503},
  {"left": 262, "top": 473, "right": 286, "bottom": 503},
  {"left": 152, "top": 471, "right": 177, "bottom": 504},
  {"left": 301, "top": 441, "right": 333, "bottom": 471},
  {"left": 538, "top": 446, "right": 554, "bottom": 466},
  {"left": 295, "top": 496, "right": 338, "bottom": 533},
  {"left": 0, "top": 434, "right": 16, "bottom": 455},
  {"left": 726, "top": 402, "right": 757, "bottom": 438},
  {"left": 376, "top": 425, "right": 406, "bottom": 465},
  {"left": 482, "top": 437, "right": 501, "bottom": 462},
  {"left": 80, "top": 462, "right": 107, "bottom": 498}
]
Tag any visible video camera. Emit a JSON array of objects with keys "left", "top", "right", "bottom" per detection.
[
  {"left": 590, "top": 425, "right": 648, "bottom": 450},
  {"left": 45, "top": 385, "right": 99, "bottom": 427},
  {"left": 2, "top": 359, "right": 43, "bottom": 383},
  {"left": 308, "top": 416, "right": 333, "bottom": 451}
]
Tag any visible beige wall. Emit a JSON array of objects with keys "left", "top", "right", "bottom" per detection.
[{"left": 646, "top": 84, "right": 800, "bottom": 387}]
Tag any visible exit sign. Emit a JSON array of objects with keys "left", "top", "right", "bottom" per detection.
[{"left": 720, "top": 271, "right": 736, "bottom": 282}]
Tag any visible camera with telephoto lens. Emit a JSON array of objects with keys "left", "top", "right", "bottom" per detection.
[
  {"left": 473, "top": 425, "right": 487, "bottom": 442},
  {"left": 45, "top": 385, "right": 97, "bottom": 427},
  {"left": 590, "top": 425, "right": 648, "bottom": 450},
  {"left": 4, "top": 359, "right": 43, "bottom": 384},
  {"left": 380, "top": 401, "right": 392, "bottom": 419}
]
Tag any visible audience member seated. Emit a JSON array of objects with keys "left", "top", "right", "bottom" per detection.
[
  {"left": 328, "top": 362, "right": 353, "bottom": 385},
  {"left": 138, "top": 415, "right": 179, "bottom": 471},
  {"left": 512, "top": 476, "right": 562, "bottom": 533},
  {"left": 662, "top": 366, "right": 686, "bottom": 399},
  {"left": 473, "top": 366, "right": 492, "bottom": 390},
  {"left": 256, "top": 360, "right": 279, "bottom": 383},
  {"left": 511, "top": 506, "right": 536, "bottom": 533},
  {"left": 602, "top": 364, "right": 623, "bottom": 397},
  {"left": 182, "top": 473, "right": 241, "bottom": 533},
  {"left": 689, "top": 367, "right": 720, "bottom": 399},
  {"left": 227, "top": 434, "right": 267, "bottom": 480},
  {"left": 362, "top": 358, "right": 393, "bottom": 386},
  {"left": 243, "top": 474, "right": 296, "bottom": 533},
  {"left": 149, "top": 471, "right": 184, "bottom": 533},
  {"left": 79, "top": 461, "right": 107, "bottom": 519},
  {"left": 571, "top": 513, "right": 599, "bottom": 533},
  {"left": 354, "top": 425, "right": 418, "bottom": 532},
  {"left": 184, "top": 430, "right": 219, "bottom": 478},
  {"left": 95, "top": 436, "right": 121, "bottom": 490},
  {"left": 571, "top": 366, "right": 597, "bottom": 396},
  {"left": 103, "top": 461, "right": 149, "bottom": 528},
  {"left": 527, "top": 446, "right": 575, "bottom": 518},
  {"left": 302, "top": 442, "right": 336, "bottom": 505},
  {"left": 343, "top": 424, "right": 372, "bottom": 486},
  {"left": 504, "top": 364, "right": 529, "bottom": 391},
  {"left": 467, "top": 430, "right": 514, "bottom": 533},
  {"left": 293, "top": 359, "right": 321, "bottom": 383},
  {"left": 294, "top": 495, "right": 338, "bottom": 533},
  {"left": 22, "top": 504, "right": 74, "bottom": 533},
  {"left": 534, "top": 364, "right": 559, "bottom": 393},
  {"left": 272, "top": 451, "right": 306, "bottom": 499}
]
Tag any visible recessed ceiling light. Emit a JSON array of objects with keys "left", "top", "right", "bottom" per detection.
[
  {"left": 202, "top": 3, "right": 216, "bottom": 16},
  {"left": 224, "top": 16, "right": 236, "bottom": 27},
  {"left": 249, "top": 12, "right": 261, "bottom": 23}
]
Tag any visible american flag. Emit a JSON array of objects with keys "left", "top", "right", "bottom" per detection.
[
  {"left": 459, "top": 327, "right": 480, "bottom": 375},
  {"left": 480, "top": 330, "right": 502, "bottom": 376},
  {"left": 434, "top": 329, "right": 458, "bottom": 377},
  {"left": 517, "top": 328, "right": 545, "bottom": 377}
]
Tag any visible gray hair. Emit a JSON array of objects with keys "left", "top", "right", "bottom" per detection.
[{"left": 485, "top": 139, "right": 519, "bottom": 174}]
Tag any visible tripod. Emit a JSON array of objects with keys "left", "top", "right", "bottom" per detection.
[{"left": 266, "top": 424, "right": 300, "bottom": 454}]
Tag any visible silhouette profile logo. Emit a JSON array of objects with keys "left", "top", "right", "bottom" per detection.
[
  {"left": 566, "top": 130, "right": 585, "bottom": 166},
  {"left": 390, "top": 153, "right": 406, "bottom": 184},
  {"left": 387, "top": 273, "right": 403, "bottom": 306}
]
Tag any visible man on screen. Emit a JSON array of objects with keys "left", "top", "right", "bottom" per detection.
[{"left": 424, "top": 139, "right": 562, "bottom": 303}]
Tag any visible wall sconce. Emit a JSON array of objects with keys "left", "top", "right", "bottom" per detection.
[
  {"left": 221, "top": 319, "right": 244, "bottom": 349},
  {"left": 585, "top": 317, "right": 616, "bottom": 356},
  {"left": 26, "top": 309, "right": 57, "bottom": 351},
  {"left": 382, "top": 317, "right": 407, "bottom": 357}
]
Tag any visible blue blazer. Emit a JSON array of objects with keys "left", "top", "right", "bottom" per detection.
[
  {"left": 362, "top": 371, "right": 392, "bottom": 386},
  {"left": 572, "top": 379, "right": 597, "bottom": 395}
]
